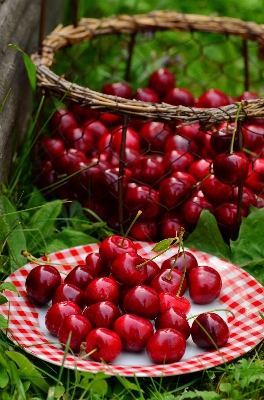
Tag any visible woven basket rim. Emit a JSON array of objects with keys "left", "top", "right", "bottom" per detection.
[{"left": 31, "top": 10, "right": 264, "bottom": 126}]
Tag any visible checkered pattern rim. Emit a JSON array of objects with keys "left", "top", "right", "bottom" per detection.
[{"left": 2, "top": 242, "right": 264, "bottom": 377}]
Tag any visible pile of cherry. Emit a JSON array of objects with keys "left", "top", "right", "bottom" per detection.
[
  {"left": 25, "top": 234, "right": 229, "bottom": 364},
  {"left": 33, "top": 67, "right": 264, "bottom": 240}
]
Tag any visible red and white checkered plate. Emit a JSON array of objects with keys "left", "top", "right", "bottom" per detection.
[{"left": 1, "top": 242, "right": 264, "bottom": 377}]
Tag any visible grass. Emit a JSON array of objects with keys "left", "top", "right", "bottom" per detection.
[{"left": 1, "top": 0, "right": 264, "bottom": 398}]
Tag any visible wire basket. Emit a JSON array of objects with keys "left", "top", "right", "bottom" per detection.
[{"left": 31, "top": 10, "right": 264, "bottom": 241}]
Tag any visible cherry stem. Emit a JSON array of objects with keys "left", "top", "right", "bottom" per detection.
[
  {"left": 186, "top": 308, "right": 235, "bottom": 321},
  {"left": 230, "top": 102, "right": 243, "bottom": 154},
  {"left": 166, "top": 227, "right": 185, "bottom": 281},
  {"left": 120, "top": 210, "right": 142, "bottom": 247},
  {"left": 136, "top": 236, "right": 180, "bottom": 269},
  {"left": 21, "top": 250, "right": 77, "bottom": 268},
  {"left": 79, "top": 343, "right": 98, "bottom": 358},
  {"left": 242, "top": 147, "right": 258, "bottom": 157}
]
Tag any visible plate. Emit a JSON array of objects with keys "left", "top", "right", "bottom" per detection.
[{"left": 1, "top": 242, "right": 264, "bottom": 377}]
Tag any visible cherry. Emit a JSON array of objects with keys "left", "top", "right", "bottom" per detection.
[
  {"left": 164, "top": 87, "right": 195, "bottom": 107},
  {"left": 129, "top": 220, "right": 159, "bottom": 242},
  {"left": 159, "top": 176, "right": 190, "bottom": 209},
  {"left": 99, "top": 234, "right": 137, "bottom": 267},
  {"left": 176, "top": 122, "right": 201, "bottom": 144},
  {"left": 148, "top": 68, "right": 175, "bottom": 99},
  {"left": 64, "top": 264, "right": 97, "bottom": 290},
  {"left": 50, "top": 109, "right": 78, "bottom": 136},
  {"left": 81, "top": 119, "right": 108, "bottom": 144},
  {"left": 231, "top": 185, "right": 255, "bottom": 211},
  {"left": 84, "top": 277, "right": 119, "bottom": 306},
  {"left": 143, "top": 259, "right": 161, "bottom": 285},
  {"left": 160, "top": 251, "right": 198, "bottom": 276},
  {"left": 164, "top": 150, "right": 195, "bottom": 173},
  {"left": 191, "top": 312, "right": 229, "bottom": 349},
  {"left": 210, "top": 125, "right": 241, "bottom": 155},
  {"left": 45, "top": 301, "right": 82, "bottom": 336},
  {"left": 110, "top": 125, "right": 141, "bottom": 154},
  {"left": 130, "top": 155, "right": 166, "bottom": 187},
  {"left": 139, "top": 121, "right": 172, "bottom": 152},
  {"left": 102, "top": 82, "right": 133, "bottom": 99},
  {"left": 25, "top": 265, "right": 61, "bottom": 305},
  {"left": 52, "top": 283, "right": 86, "bottom": 309},
  {"left": 146, "top": 328, "right": 186, "bottom": 364},
  {"left": 37, "top": 136, "right": 67, "bottom": 161},
  {"left": 151, "top": 268, "right": 187, "bottom": 296},
  {"left": 172, "top": 171, "right": 197, "bottom": 187},
  {"left": 83, "top": 301, "right": 121, "bottom": 329},
  {"left": 99, "top": 112, "right": 123, "bottom": 127},
  {"left": 53, "top": 148, "right": 88, "bottom": 175},
  {"left": 85, "top": 327, "right": 122, "bottom": 362},
  {"left": 113, "top": 314, "right": 154, "bottom": 352},
  {"left": 159, "top": 292, "right": 191, "bottom": 314},
  {"left": 134, "top": 87, "right": 160, "bottom": 103},
  {"left": 195, "top": 88, "right": 230, "bottom": 108},
  {"left": 124, "top": 183, "right": 161, "bottom": 220},
  {"left": 188, "top": 266, "right": 222, "bottom": 305},
  {"left": 89, "top": 167, "right": 129, "bottom": 200},
  {"left": 244, "top": 158, "right": 264, "bottom": 194},
  {"left": 63, "top": 127, "right": 95, "bottom": 158},
  {"left": 155, "top": 307, "right": 191, "bottom": 340},
  {"left": 238, "top": 90, "right": 260, "bottom": 101},
  {"left": 57, "top": 314, "right": 92, "bottom": 353},
  {"left": 122, "top": 284, "right": 160, "bottom": 320},
  {"left": 187, "top": 158, "right": 212, "bottom": 181},
  {"left": 181, "top": 194, "right": 214, "bottom": 226},
  {"left": 241, "top": 124, "right": 264, "bottom": 151},
  {"left": 107, "top": 147, "right": 140, "bottom": 169},
  {"left": 200, "top": 174, "right": 232, "bottom": 205},
  {"left": 85, "top": 252, "right": 108, "bottom": 277},
  {"left": 159, "top": 212, "right": 186, "bottom": 239},
  {"left": 110, "top": 252, "right": 147, "bottom": 287},
  {"left": 213, "top": 152, "right": 249, "bottom": 186},
  {"left": 214, "top": 202, "right": 247, "bottom": 233},
  {"left": 70, "top": 104, "right": 99, "bottom": 123},
  {"left": 164, "top": 134, "right": 200, "bottom": 156}
]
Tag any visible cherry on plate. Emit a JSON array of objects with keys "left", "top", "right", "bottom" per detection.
[
  {"left": 191, "top": 312, "right": 230, "bottom": 349},
  {"left": 146, "top": 328, "right": 186, "bottom": 364}
]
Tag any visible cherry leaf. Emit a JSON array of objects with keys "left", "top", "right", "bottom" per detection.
[{"left": 152, "top": 238, "right": 174, "bottom": 253}]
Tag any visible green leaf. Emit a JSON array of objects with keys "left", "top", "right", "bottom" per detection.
[
  {"left": 0, "top": 282, "right": 19, "bottom": 294},
  {"left": 8, "top": 44, "right": 36, "bottom": 94},
  {"left": 6, "top": 351, "right": 49, "bottom": 393},
  {"left": 194, "top": 391, "right": 220, "bottom": 399},
  {"left": 0, "top": 88, "right": 11, "bottom": 114},
  {"left": 0, "top": 295, "right": 8, "bottom": 305},
  {"left": 90, "top": 379, "right": 108, "bottom": 395},
  {"left": 219, "top": 382, "right": 231, "bottom": 392},
  {"left": 152, "top": 238, "right": 174, "bottom": 252},
  {"left": 7, "top": 360, "right": 26, "bottom": 400},
  {"left": 184, "top": 210, "right": 231, "bottom": 261},
  {"left": 230, "top": 207, "right": 264, "bottom": 267},
  {"left": 44, "top": 227, "right": 98, "bottom": 254},
  {"left": 25, "top": 188, "right": 47, "bottom": 210},
  {"left": 259, "top": 311, "right": 264, "bottom": 321},
  {"left": 1, "top": 196, "right": 27, "bottom": 269},
  {"left": 0, "top": 364, "right": 9, "bottom": 388},
  {"left": 26, "top": 200, "right": 63, "bottom": 252}
]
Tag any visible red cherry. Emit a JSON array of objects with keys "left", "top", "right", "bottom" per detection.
[
  {"left": 139, "top": 121, "right": 172, "bottom": 152},
  {"left": 161, "top": 251, "right": 198, "bottom": 276},
  {"left": 114, "top": 314, "right": 154, "bottom": 352},
  {"left": 191, "top": 312, "right": 229, "bottom": 349},
  {"left": 165, "top": 150, "right": 195, "bottom": 173},
  {"left": 231, "top": 186, "right": 256, "bottom": 211},
  {"left": 200, "top": 174, "right": 232, "bottom": 204},
  {"left": 143, "top": 259, "right": 161, "bottom": 285},
  {"left": 188, "top": 266, "right": 222, "bottom": 305},
  {"left": 84, "top": 277, "right": 119, "bottom": 306},
  {"left": 25, "top": 265, "right": 61, "bottom": 305},
  {"left": 210, "top": 125, "right": 241, "bottom": 155},
  {"left": 159, "top": 176, "right": 191, "bottom": 209},
  {"left": 155, "top": 307, "right": 191, "bottom": 340},
  {"left": 164, "top": 134, "right": 200, "bottom": 156},
  {"left": 129, "top": 220, "right": 159, "bottom": 242},
  {"left": 110, "top": 252, "right": 147, "bottom": 287},
  {"left": 181, "top": 194, "right": 214, "bottom": 226},
  {"left": 57, "top": 314, "right": 92, "bottom": 353},
  {"left": 52, "top": 283, "right": 86, "bottom": 309},
  {"left": 83, "top": 301, "right": 121, "bottom": 329},
  {"left": 85, "top": 252, "right": 108, "bottom": 277},
  {"left": 64, "top": 264, "right": 97, "bottom": 290},
  {"left": 148, "top": 68, "right": 175, "bottom": 99},
  {"left": 238, "top": 91, "right": 260, "bottom": 101},
  {"left": 99, "top": 234, "right": 137, "bottom": 267},
  {"left": 146, "top": 328, "right": 186, "bottom": 364},
  {"left": 244, "top": 158, "right": 264, "bottom": 194},
  {"left": 164, "top": 87, "right": 195, "bottom": 107},
  {"left": 53, "top": 148, "right": 88, "bottom": 174},
  {"left": 213, "top": 152, "right": 249, "bottom": 186},
  {"left": 85, "top": 327, "right": 122, "bottom": 362},
  {"left": 37, "top": 136, "right": 67, "bottom": 161},
  {"left": 159, "top": 212, "right": 187, "bottom": 239},
  {"left": 70, "top": 105, "right": 99, "bottom": 123},
  {"left": 188, "top": 159, "right": 212, "bottom": 181},
  {"left": 159, "top": 292, "right": 191, "bottom": 314},
  {"left": 151, "top": 268, "right": 187, "bottom": 296},
  {"left": 130, "top": 155, "right": 165, "bottom": 187},
  {"left": 102, "top": 82, "right": 133, "bottom": 99},
  {"left": 124, "top": 183, "right": 161, "bottom": 220},
  {"left": 81, "top": 119, "right": 108, "bottom": 144},
  {"left": 45, "top": 301, "right": 82, "bottom": 336},
  {"left": 242, "top": 124, "right": 264, "bottom": 151},
  {"left": 50, "top": 109, "right": 78, "bottom": 136},
  {"left": 214, "top": 202, "right": 247, "bottom": 232},
  {"left": 195, "top": 88, "right": 230, "bottom": 108},
  {"left": 123, "top": 285, "right": 160, "bottom": 320},
  {"left": 134, "top": 87, "right": 160, "bottom": 103},
  {"left": 63, "top": 127, "right": 95, "bottom": 158}
]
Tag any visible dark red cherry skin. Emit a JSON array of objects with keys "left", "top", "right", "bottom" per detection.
[
  {"left": 200, "top": 174, "right": 232, "bottom": 205},
  {"left": 50, "top": 109, "right": 79, "bottom": 136},
  {"left": 124, "top": 184, "right": 161, "bottom": 220},
  {"left": 84, "top": 277, "right": 119, "bottom": 306},
  {"left": 164, "top": 87, "right": 195, "bottom": 107},
  {"left": 143, "top": 259, "right": 161, "bottom": 285},
  {"left": 160, "top": 251, "right": 198, "bottom": 277},
  {"left": 244, "top": 158, "right": 264, "bottom": 194},
  {"left": 214, "top": 202, "right": 247, "bottom": 232},
  {"left": 83, "top": 301, "right": 121, "bottom": 329},
  {"left": 102, "top": 82, "right": 133, "bottom": 99},
  {"left": 159, "top": 176, "right": 190, "bottom": 209},
  {"left": 159, "top": 292, "right": 191, "bottom": 315},
  {"left": 238, "top": 91, "right": 259, "bottom": 101},
  {"left": 159, "top": 212, "right": 186, "bottom": 240},
  {"left": 139, "top": 121, "right": 172, "bottom": 152},
  {"left": 146, "top": 328, "right": 186, "bottom": 364},
  {"left": 113, "top": 314, "right": 154, "bottom": 352},
  {"left": 85, "top": 252, "right": 108, "bottom": 277},
  {"left": 110, "top": 252, "right": 147, "bottom": 287},
  {"left": 151, "top": 268, "right": 187, "bottom": 296},
  {"left": 134, "top": 87, "right": 160, "bottom": 103},
  {"left": 188, "top": 158, "right": 212, "bottom": 181},
  {"left": 195, "top": 88, "right": 230, "bottom": 108},
  {"left": 45, "top": 301, "right": 82, "bottom": 337},
  {"left": 188, "top": 266, "right": 222, "bottom": 305},
  {"left": 57, "top": 314, "right": 92, "bottom": 353},
  {"left": 231, "top": 185, "right": 256, "bottom": 211},
  {"left": 210, "top": 125, "right": 241, "bottom": 155},
  {"left": 130, "top": 155, "right": 165, "bottom": 187},
  {"left": 165, "top": 150, "right": 195, "bottom": 173},
  {"left": 99, "top": 235, "right": 137, "bottom": 267},
  {"left": 81, "top": 119, "right": 108, "bottom": 144},
  {"left": 52, "top": 283, "right": 86, "bottom": 309},
  {"left": 37, "top": 136, "right": 67, "bottom": 161},
  {"left": 123, "top": 285, "right": 160, "bottom": 320},
  {"left": 129, "top": 221, "right": 159, "bottom": 242},
  {"left": 25, "top": 265, "right": 61, "bottom": 305},
  {"left": 191, "top": 312, "right": 229, "bottom": 349},
  {"left": 155, "top": 307, "right": 191, "bottom": 340},
  {"left": 181, "top": 195, "right": 214, "bottom": 226},
  {"left": 213, "top": 152, "right": 249, "bottom": 186},
  {"left": 64, "top": 264, "right": 97, "bottom": 290},
  {"left": 85, "top": 327, "right": 122, "bottom": 363},
  {"left": 148, "top": 68, "right": 175, "bottom": 99},
  {"left": 242, "top": 124, "right": 264, "bottom": 151}
]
